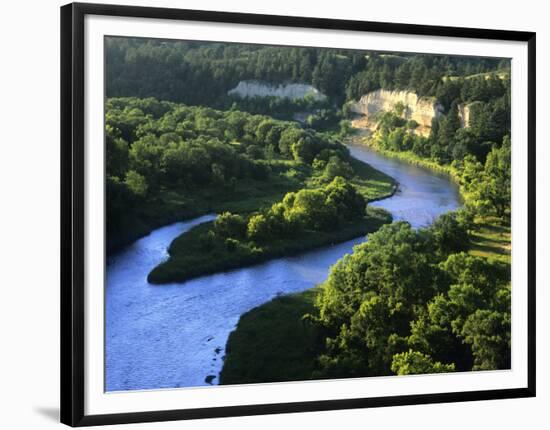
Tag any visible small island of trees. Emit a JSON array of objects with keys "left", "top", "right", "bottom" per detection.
[{"left": 148, "top": 176, "right": 390, "bottom": 284}]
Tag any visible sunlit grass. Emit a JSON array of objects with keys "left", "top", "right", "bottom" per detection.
[
  {"left": 220, "top": 288, "right": 321, "bottom": 385},
  {"left": 469, "top": 216, "right": 511, "bottom": 265}
]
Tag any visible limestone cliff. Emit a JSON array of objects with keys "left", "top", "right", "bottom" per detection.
[
  {"left": 458, "top": 103, "right": 471, "bottom": 128},
  {"left": 228, "top": 80, "right": 327, "bottom": 101},
  {"left": 350, "top": 89, "right": 444, "bottom": 137}
]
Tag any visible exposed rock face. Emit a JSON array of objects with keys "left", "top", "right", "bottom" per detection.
[
  {"left": 228, "top": 80, "right": 327, "bottom": 101},
  {"left": 350, "top": 89, "right": 444, "bottom": 137},
  {"left": 458, "top": 103, "right": 471, "bottom": 128}
]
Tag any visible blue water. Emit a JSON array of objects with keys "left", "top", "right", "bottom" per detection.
[{"left": 105, "top": 143, "right": 461, "bottom": 391}]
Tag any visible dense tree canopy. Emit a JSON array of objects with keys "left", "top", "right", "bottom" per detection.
[
  {"left": 107, "top": 38, "right": 506, "bottom": 111},
  {"left": 107, "top": 38, "right": 367, "bottom": 106},
  {"left": 345, "top": 54, "right": 507, "bottom": 105},
  {"left": 311, "top": 217, "right": 510, "bottom": 378},
  {"left": 211, "top": 176, "right": 367, "bottom": 244},
  {"left": 105, "top": 97, "right": 354, "bottom": 247}
]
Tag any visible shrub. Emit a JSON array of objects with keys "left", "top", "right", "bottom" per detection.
[{"left": 214, "top": 212, "right": 247, "bottom": 239}]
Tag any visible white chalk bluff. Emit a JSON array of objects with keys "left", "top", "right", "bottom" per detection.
[
  {"left": 228, "top": 80, "right": 327, "bottom": 101},
  {"left": 458, "top": 103, "right": 471, "bottom": 128},
  {"left": 351, "top": 89, "right": 444, "bottom": 137}
]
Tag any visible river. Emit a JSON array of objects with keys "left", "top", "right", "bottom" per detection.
[{"left": 105, "top": 143, "right": 461, "bottom": 392}]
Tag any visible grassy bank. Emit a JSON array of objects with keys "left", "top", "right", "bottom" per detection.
[
  {"left": 347, "top": 157, "right": 397, "bottom": 201},
  {"left": 220, "top": 288, "right": 321, "bottom": 385},
  {"left": 147, "top": 206, "right": 391, "bottom": 284},
  {"left": 469, "top": 216, "right": 511, "bottom": 264}
]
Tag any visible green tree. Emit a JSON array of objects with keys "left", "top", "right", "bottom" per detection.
[
  {"left": 106, "top": 127, "right": 129, "bottom": 178},
  {"left": 128, "top": 135, "right": 163, "bottom": 190},
  {"left": 479, "top": 137, "right": 511, "bottom": 218},
  {"left": 291, "top": 137, "right": 315, "bottom": 164},
  {"left": 247, "top": 214, "right": 271, "bottom": 242},
  {"left": 214, "top": 212, "right": 247, "bottom": 239},
  {"left": 431, "top": 212, "right": 470, "bottom": 256},
  {"left": 285, "top": 189, "right": 337, "bottom": 231},
  {"left": 393, "top": 101, "right": 406, "bottom": 117},
  {"left": 461, "top": 309, "right": 511, "bottom": 370},
  {"left": 323, "top": 156, "right": 354, "bottom": 181},
  {"left": 124, "top": 170, "right": 148, "bottom": 197},
  {"left": 324, "top": 176, "right": 366, "bottom": 221},
  {"left": 315, "top": 222, "right": 441, "bottom": 376},
  {"left": 391, "top": 350, "right": 455, "bottom": 375},
  {"left": 435, "top": 101, "right": 461, "bottom": 163}
]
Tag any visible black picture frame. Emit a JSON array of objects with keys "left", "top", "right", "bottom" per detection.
[{"left": 60, "top": 2, "right": 536, "bottom": 426}]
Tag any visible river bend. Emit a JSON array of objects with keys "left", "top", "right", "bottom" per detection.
[{"left": 105, "top": 143, "right": 461, "bottom": 391}]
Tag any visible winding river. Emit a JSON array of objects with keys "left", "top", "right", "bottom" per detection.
[{"left": 105, "top": 143, "right": 461, "bottom": 392}]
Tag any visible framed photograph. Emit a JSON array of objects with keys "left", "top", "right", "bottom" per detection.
[{"left": 60, "top": 2, "right": 536, "bottom": 426}]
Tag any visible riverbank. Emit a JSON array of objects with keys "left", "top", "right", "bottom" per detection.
[
  {"left": 220, "top": 288, "right": 321, "bottom": 385},
  {"left": 347, "top": 135, "right": 462, "bottom": 183},
  {"left": 148, "top": 206, "right": 391, "bottom": 284},
  {"left": 219, "top": 135, "right": 510, "bottom": 386},
  {"left": 349, "top": 135, "right": 510, "bottom": 264},
  {"left": 143, "top": 152, "right": 396, "bottom": 284}
]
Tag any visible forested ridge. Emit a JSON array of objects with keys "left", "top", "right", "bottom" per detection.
[
  {"left": 106, "top": 37, "right": 512, "bottom": 382},
  {"left": 107, "top": 37, "right": 506, "bottom": 109}
]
